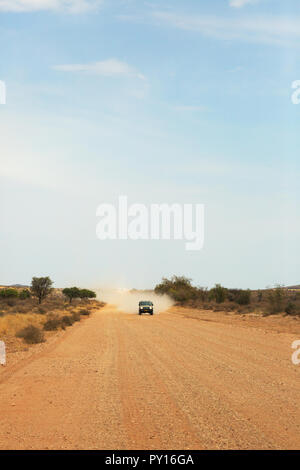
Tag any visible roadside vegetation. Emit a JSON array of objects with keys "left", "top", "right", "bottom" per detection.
[
  {"left": 154, "top": 276, "right": 300, "bottom": 316},
  {"left": 0, "top": 277, "right": 103, "bottom": 345}
]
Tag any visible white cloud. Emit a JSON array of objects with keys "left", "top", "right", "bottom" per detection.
[
  {"left": 229, "top": 0, "right": 259, "bottom": 8},
  {"left": 0, "top": 0, "right": 102, "bottom": 13},
  {"left": 53, "top": 58, "right": 145, "bottom": 79},
  {"left": 153, "top": 11, "right": 300, "bottom": 47}
]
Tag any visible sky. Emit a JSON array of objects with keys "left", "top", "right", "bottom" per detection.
[{"left": 0, "top": 0, "right": 300, "bottom": 290}]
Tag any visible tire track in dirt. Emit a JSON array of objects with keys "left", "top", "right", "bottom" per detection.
[
  {"left": 128, "top": 312, "right": 300, "bottom": 449},
  {"left": 116, "top": 315, "right": 203, "bottom": 450}
]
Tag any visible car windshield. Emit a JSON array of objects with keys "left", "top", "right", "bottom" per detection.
[{"left": 139, "top": 301, "right": 153, "bottom": 306}]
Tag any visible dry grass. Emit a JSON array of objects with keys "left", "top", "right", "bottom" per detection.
[
  {"left": 0, "top": 313, "right": 45, "bottom": 336},
  {"left": 0, "top": 297, "right": 103, "bottom": 338}
]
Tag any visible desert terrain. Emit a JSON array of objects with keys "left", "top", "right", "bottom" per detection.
[{"left": 0, "top": 305, "right": 299, "bottom": 450}]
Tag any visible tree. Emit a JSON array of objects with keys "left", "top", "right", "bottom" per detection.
[
  {"left": 62, "top": 287, "right": 81, "bottom": 304},
  {"left": 154, "top": 276, "right": 197, "bottom": 303},
  {"left": 79, "top": 289, "right": 97, "bottom": 300},
  {"left": 31, "top": 277, "right": 53, "bottom": 304}
]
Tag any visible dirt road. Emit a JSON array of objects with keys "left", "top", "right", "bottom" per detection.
[{"left": 0, "top": 305, "right": 299, "bottom": 450}]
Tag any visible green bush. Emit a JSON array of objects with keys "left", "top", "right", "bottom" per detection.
[
  {"left": 154, "top": 276, "right": 198, "bottom": 303},
  {"left": 19, "top": 289, "right": 31, "bottom": 300},
  {"left": 0, "top": 288, "right": 19, "bottom": 298},
  {"left": 210, "top": 284, "right": 227, "bottom": 303},
  {"left": 16, "top": 325, "right": 45, "bottom": 344}
]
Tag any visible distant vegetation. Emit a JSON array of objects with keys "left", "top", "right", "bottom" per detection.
[
  {"left": 0, "top": 276, "right": 101, "bottom": 345},
  {"left": 62, "top": 287, "right": 96, "bottom": 303},
  {"left": 154, "top": 276, "right": 300, "bottom": 316}
]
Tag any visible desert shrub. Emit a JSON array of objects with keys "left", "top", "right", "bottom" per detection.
[
  {"left": 225, "top": 304, "right": 236, "bottom": 311},
  {"left": 17, "top": 306, "right": 29, "bottom": 314},
  {"left": 72, "top": 312, "right": 81, "bottom": 322},
  {"left": 61, "top": 315, "right": 74, "bottom": 327},
  {"left": 79, "top": 309, "right": 90, "bottom": 316},
  {"left": 155, "top": 276, "right": 199, "bottom": 303},
  {"left": 223, "top": 305, "right": 233, "bottom": 312},
  {"left": 266, "top": 285, "right": 286, "bottom": 314},
  {"left": 227, "top": 289, "right": 239, "bottom": 302},
  {"left": 43, "top": 315, "right": 61, "bottom": 331},
  {"left": 0, "top": 288, "right": 19, "bottom": 298},
  {"left": 202, "top": 303, "right": 212, "bottom": 310},
  {"left": 19, "top": 289, "right": 31, "bottom": 300},
  {"left": 213, "top": 305, "right": 225, "bottom": 312},
  {"left": 236, "top": 290, "right": 251, "bottom": 305},
  {"left": 227, "top": 289, "right": 250, "bottom": 305},
  {"left": 285, "top": 302, "right": 298, "bottom": 316},
  {"left": 8, "top": 307, "right": 18, "bottom": 314},
  {"left": 210, "top": 284, "right": 227, "bottom": 303},
  {"left": 16, "top": 325, "right": 45, "bottom": 344},
  {"left": 43, "top": 298, "right": 63, "bottom": 309}
]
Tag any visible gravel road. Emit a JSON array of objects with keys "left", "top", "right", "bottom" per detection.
[{"left": 0, "top": 305, "right": 299, "bottom": 449}]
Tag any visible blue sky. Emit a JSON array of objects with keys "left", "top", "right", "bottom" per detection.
[{"left": 0, "top": 0, "right": 300, "bottom": 290}]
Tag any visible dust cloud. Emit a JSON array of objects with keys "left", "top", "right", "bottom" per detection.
[{"left": 96, "top": 288, "right": 174, "bottom": 314}]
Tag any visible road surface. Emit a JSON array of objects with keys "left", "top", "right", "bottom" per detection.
[{"left": 0, "top": 305, "right": 299, "bottom": 449}]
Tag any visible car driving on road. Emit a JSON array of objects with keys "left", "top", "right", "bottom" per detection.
[{"left": 139, "top": 301, "right": 154, "bottom": 315}]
